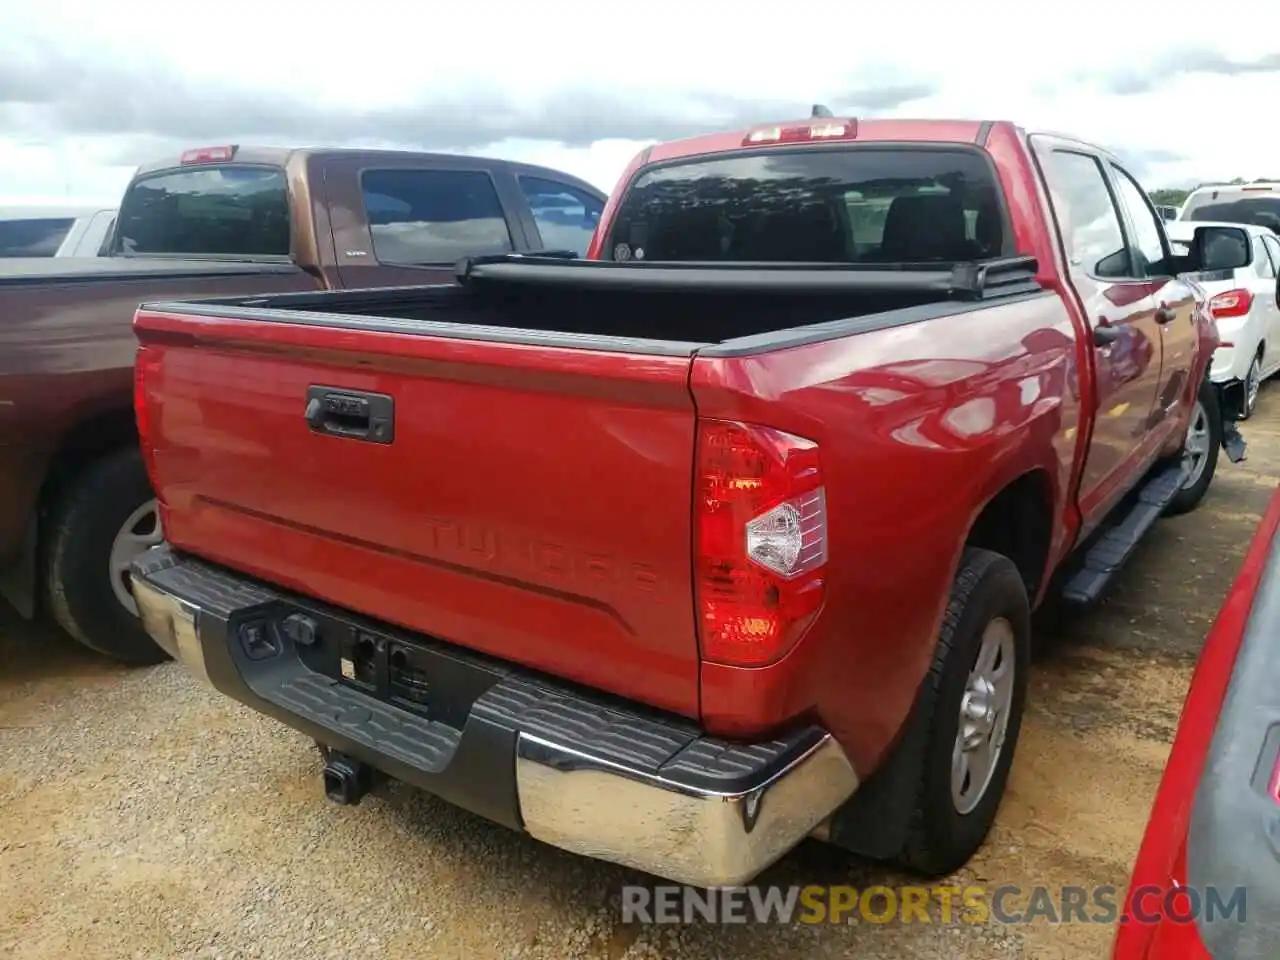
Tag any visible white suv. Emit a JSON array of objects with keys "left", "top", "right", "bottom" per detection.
[
  {"left": 0, "top": 206, "right": 117, "bottom": 257},
  {"left": 1166, "top": 219, "right": 1280, "bottom": 418},
  {"left": 1178, "top": 182, "right": 1280, "bottom": 231}
]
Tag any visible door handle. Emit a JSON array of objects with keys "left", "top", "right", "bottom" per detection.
[
  {"left": 305, "top": 386, "right": 395, "bottom": 444},
  {"left": 1155, "top": 304, "right": 1177, "bottom": 325},
  {"left": 1093, "top": 323, "right": 1121, "bottom": 346}
]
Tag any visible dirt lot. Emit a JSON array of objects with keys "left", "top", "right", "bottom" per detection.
[{"left": 4, "top": 395, "right": 1278, "bottom": 960}]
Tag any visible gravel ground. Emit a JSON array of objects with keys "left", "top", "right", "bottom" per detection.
[{"left": 4, "top": 389, "right": 1279, "bottom": 960}]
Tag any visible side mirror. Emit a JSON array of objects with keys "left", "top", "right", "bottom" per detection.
[{"left": 1194, "top": 225, "right": 1252, "bottom": 272}]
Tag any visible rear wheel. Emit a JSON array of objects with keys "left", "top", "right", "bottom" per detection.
[
  {"left": 1242, "top": 351, "right": 1263, "bottom": 420},
  {"left": 43, "top": 447, "right": 170, "bottom": 665},
  {"left": 1166, "top": 377, "right": 1222, "bottom": 517},
  {"left": 895, "top": 548, "right": 1030, "bottom": 876}
]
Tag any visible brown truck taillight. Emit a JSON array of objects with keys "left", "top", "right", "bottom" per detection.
[
  {"left": 694, "top": 420, "right": 828, "bottom": 668},
  {"left": 180, "top": 144, "right": 238, "bottom": 164},
  {"left": 133, "top": 346, "right": 163, "bottom": 496}
]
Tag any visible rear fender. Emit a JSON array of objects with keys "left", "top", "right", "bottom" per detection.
[{"left": 826, "top": 463, "right": 1055, "bottom": 860}]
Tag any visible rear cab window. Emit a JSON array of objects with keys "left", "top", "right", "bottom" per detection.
[
  {"left": 360, "top": 169, "right": 512, "bottom": 265},
  {"left": 113, "top": 166, "right": 291, "bottom": 258},
  {"left": 0, "top": 218, "right": 76, "bottom": 257},
  {"left": 602, "top": 147, "right": 1008, "bottom": 263}
]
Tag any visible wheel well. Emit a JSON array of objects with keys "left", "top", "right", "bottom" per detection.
[
  {"left": 40, "top": 407, "right": 140, "bottom": 510},
  {"left": 964, "top": 471, "right": 1054, "bottom": 599}
]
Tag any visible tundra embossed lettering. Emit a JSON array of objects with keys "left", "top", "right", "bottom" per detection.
[{"left": 420, "top": 515, "right": 662, "bottom": 597}]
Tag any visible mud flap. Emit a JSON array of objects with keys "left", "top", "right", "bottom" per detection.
[{"left": 1214, "top": 378, "right": 1248, "bottom": 464}]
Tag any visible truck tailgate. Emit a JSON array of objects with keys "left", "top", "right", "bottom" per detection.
[{"left": 133, "top": 310, "right": 701, "bottom": 716}]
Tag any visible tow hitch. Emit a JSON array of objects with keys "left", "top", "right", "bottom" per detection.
[{"left": 321, "top": 750, "right": 374, "bottom": 805}]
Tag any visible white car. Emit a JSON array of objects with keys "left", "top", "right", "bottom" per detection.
[
  {"left": 1177, "top": 181, "right": 1280, "bottom": 232},
  {"left": 0, "top": 205, "right": 117, "bottom": 257},
  {"left": 1166, "top": 219, "right": 1280, "bottom": 419}
]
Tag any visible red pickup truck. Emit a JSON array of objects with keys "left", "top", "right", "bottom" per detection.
[{"left": 127, "top": 116, "right": 1246, "bottom": 886}]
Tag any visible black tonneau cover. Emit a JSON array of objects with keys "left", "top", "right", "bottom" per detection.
[
  {"left": 139, "top": 252, "right": 1053, "bottom": 364},
  {"left": 452, "top": 253, "right": 1042, "bottom": 300}
]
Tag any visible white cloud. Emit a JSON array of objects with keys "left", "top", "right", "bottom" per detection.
[{"left": 2, "top": 0, "right": 1279, "bottom": 204}]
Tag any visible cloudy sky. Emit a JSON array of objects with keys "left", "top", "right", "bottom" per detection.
[{"left": 3, "top": 0, "right": 1279, "bottom": 206}]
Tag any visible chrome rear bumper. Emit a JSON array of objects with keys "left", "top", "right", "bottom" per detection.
[{"left": 132, "top": 545, "right": 859, "bottom": 887}]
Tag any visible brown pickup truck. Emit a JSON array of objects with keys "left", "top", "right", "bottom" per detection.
[{"left": 0, "top": 143, "right": 606, "bottom": 664}]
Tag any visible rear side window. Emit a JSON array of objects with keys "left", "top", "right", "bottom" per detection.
[
  {"left": 115, "top": 166, "right": 290, "bottom": 257},
  {"left": 603, "top": 147, "right": 1007, "bottom": 264},
  {"left": 518, "top": 176, "right": 603, "bottom": 256},
  {"left": 96, "top": 216, "right": 117, "bottom": 256},
  {"left": 1181, "top": 192, "right": 1280, "bottom": 231},
  {"left": 0, "top": 218, "right": 75, "bottom": 257},
  {"left": 361, "top": 169, "right": 513, "bottom": 265}
]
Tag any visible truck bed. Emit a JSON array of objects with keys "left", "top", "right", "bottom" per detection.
[
  {"left": 132, "top": 255, "right": 1046, "bottom": 721},
  {"left": 144, "top": 254, "right": 1043, "bottom": 351}
]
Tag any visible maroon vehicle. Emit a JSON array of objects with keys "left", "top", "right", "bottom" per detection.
[
  {"left": 0, "top": 144, "right": 605, "bottom": 664},
  {"left": 128, "top": 117, "right": 1244, "bottom": 885},
  {"left": 1114, "top": 487, "right": 1280, "bottom": 959}
]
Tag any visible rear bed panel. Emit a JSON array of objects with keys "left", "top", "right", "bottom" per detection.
[
  {"left": 689, "top": 291, "right": 1080, "bottom": 773},
  {"left": 137, "top": 312, "right": 701, "bottom": 716},
  {"left": 0, "top": 263, "right": 318, "bottom": 561}
]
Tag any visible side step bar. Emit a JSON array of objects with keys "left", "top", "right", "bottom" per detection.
[{"left": 1061, "top": 462, "right": 1189, "bottom": 604}]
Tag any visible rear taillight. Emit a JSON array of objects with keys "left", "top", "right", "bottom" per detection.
[
  {"left": 133, "top": 346, "right": 163, "bottom": 495},
  {"left": 180, "top": 145, "right": 237, "bottom": 164},
  {"left": 694, "top": 420, "right": 828, "bottom": 668},
  {"left": 1209, "top": 288, "right": 1254, "bottom": 319},
  {"left": 743, "top": 120, "right": 858, "bottom": 145}
]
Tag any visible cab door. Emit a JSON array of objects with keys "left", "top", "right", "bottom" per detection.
[
  {"left": 1032, "top": 140, "right": 1166, "bottom": 536},
  {"left": 1105, "top": 161, "right": 1199, "bottom": 440}
]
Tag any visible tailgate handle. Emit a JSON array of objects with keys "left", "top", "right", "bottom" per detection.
[{"left": 305, "top": 386, "right": 395, "bottom": 444}]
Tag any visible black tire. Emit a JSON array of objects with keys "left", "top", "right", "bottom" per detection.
[
  {"left": 1239, "top": 352, "right": 1262, "bottom": 422},
  {"left": 896, "top": 547, "right": 1030, "bottom": 877},
  {"left": 1165, "top": 377, "right": 1222, "bottom": 517},
  {"left": 42, "top": 446, "right": 171, "bottom": 665}
]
